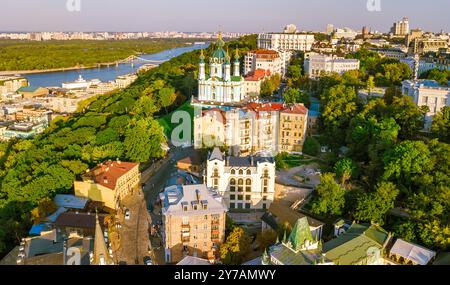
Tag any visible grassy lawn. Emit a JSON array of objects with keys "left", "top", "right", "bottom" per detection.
[
  {"left": 277, "top": 153, "right": 323, "bottom": 169},
  {"left": 157, "top": 101, "right": 194, "bottom": 138}
]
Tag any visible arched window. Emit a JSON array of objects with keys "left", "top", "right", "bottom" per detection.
[
  {"left": 231, "top": 169, "right": 236, "bottom": 175},
  {"left": 230, "top": 178, "right": 236, "bottom": 192},
  {"left": 263, "top": 169, "right": 269, "bottom": 177},
  {"left": 245, "top": 179, "right": 252, "bottom": 192},
  {"left": 238, "top": 169, "right": 244, "bottom": 175},
  {"left": 246, "top": 169, "right": 251, "bottom": 175},
  {"left": 238, "top": 179, "right": 244, "bottom": 192},
  {"left": 213, "top": 168, "right": 219, "bottom": 178}
]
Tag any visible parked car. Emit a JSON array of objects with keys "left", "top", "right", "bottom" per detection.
[{"left": 125, "top": 209, "right": 131, "bottom": 220}]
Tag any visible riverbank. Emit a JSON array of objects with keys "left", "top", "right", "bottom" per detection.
[{"left": 0, "top": 39, "right": 193, "bottom": 74}]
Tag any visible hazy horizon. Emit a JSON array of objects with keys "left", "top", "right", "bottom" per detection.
[{"left": 0, "top": 0, "right": 449, "bottom": 33}]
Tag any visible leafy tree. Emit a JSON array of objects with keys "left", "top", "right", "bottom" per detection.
[
  {"left": 95, "top": 128, "right": 119, "bottom": 146},
  {"left": 334, "top": 158, "right": 356, "bottom": 186},
  {"left": 133, "top": 95, "right": 160, "bottom": 118},
  {"left": 124, "top": 119, "right": 165, "bottom": 162},
  {"left": 418, "top": 220, "right": 450, "bottom": 250},
  {"left": 60, "top": 160, "right": 88, "bottom": 175},
  {"left": 158, "top": 87, "right": 176, "bottom": 114},
  {"left": 302, "top": 137, "right": 320, "bottom": 156},
  {"left": 383, "top": 140, "right": 432, "bottom": 190},
  {"left": 312, "top": 173, "right": 346, "bottom": 216},
  {"left": 220, "top": 227, "right": 251, "bottom": 265},
  {"left": 388, "top": 96, "right": 427, "bottom": 140},
  {"left": 260, "top": 74, "right": 281, "bottom": 97},
  {"left": 283, "top": 87, "right": 310, "bottom": 106},
  {"left": 420, "top": 68, "right": 450, "bottom": 86},
  {"left": 31, "top": 197, "right": 57, "bottom": 225},
  {"left": 354, "top": 182, "right": 399, "bottom": 225},
  {"left": 431, "top": 106, "right": 450, "bottom": 143}
]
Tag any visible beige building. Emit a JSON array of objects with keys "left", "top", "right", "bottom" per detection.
[
  {"left": 160, "top": 184, "right": 227, "bottom": 264},
  {"left": 194, "top": 102, "right": 309, "bottom": 156},
  {"left": 279, "top": 104, "right": 309, "bottom": 153},
  {"left": 244, "top": 50, "right": 285, "bottom": 77},
  {"left": 74, "top": 160, "right": 140, "bottom": 210},
  {"left": 0, "top": 76, "right": 28, "bottom": 96}
]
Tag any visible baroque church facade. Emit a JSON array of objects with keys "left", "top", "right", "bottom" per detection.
[{"left": 197, "top": 33, "right": 247, "bottom": 105}]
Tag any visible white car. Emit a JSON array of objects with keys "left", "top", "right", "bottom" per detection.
[{"left": 125, "top": 210, "right": 131, "bottom": 220}]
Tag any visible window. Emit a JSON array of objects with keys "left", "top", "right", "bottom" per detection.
[
  {"left": 238, "top": 179, "right": 244, "bottom": 185},
  {"left": 246, "top": 195, "right": 251, "bottom": 200},
  {"left": 238, "top": 195, "right": 244, "bottom": 200},
  {"left": 239, "top": 170, "right": 244, "bottom": 175},
  {"left": 230, "top": 203, "right": 235, "bottom": 209},
  {"left": 246, "top": 179, "right": 252, "bottom": 186},
  {"left": 246, "top": 170, "right": 251, "bottom": 175},
  {"left": 213, "top": 168, "right": 219, "bottom": 177},
  {"left": 182, "top": 217, "right": 189, "bottom": 225},
  {"left": 204, "top": 215, "right": 208, "bottom": 220},
  {"left": 245, "top": 203, "right": 251, "bottom": 209},
  {"left": 183, "top": 206, "right": 188, "bottom": 212},
  {"left": 231, "top": 169, "right": 236, "bottom": 175},
  {"left": 230, "top": 195, "right": 236, "bottom": 200}
]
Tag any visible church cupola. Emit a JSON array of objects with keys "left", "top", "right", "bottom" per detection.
[{"left": 233, "top": 48, "right": 240, "bottom": 77}]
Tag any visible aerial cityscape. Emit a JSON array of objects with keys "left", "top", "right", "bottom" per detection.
[{"left": 0, "top": 0, "right": 449, "bottom": 273}]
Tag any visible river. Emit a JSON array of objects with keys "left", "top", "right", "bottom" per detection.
[{"left": 23, "top": 43, "right": 209, "bottom": 88}]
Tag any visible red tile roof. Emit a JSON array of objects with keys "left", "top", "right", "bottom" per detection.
[
  {"left": 281, "top": 104, "right": 308, "bottom": 115},
  {"left": 245, "top": 69, "right": 271, "bottom": 81},
  {"left": 202, "top": 108, "right": 226, "bottom": 122},
  {"left": 87, "top": 161, "right": 139, "bottom": 190}
]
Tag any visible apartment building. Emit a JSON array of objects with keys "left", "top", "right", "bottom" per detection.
[
  {"left": 244, "top": 49, "right": 287, "bottom": 77},
  {"left": 0, "top": 76, "right": 28, "bottom": 96},
  {"left": 74, "top": 160, "right": 140, "bottom": 210},
  {"left": 402, "top": 80, "right": 449, "bottom": 130},
  {"left": 160, "top": 184, "right": 227, "bottom": 264},
  {"left": 304, "top": 53, "right": 360, "bottom": 79},
  {"left": 205, "top": 147, "right": 276, "bottom": 211},
  {"left": 391, "top": 17, "right": 410, "bottom": 36},
  {"left": 258, "top": 25, "right": 315, "bottom": 52},
  {"left": 279, "top": 104, "right": 309, "bottom": 153},
  {"left": 194, "top": 102, "right": 309, "bottom": 156}
]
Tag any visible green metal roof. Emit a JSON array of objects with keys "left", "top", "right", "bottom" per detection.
[
  {"left": 269, "top": 243, "right": 323, "bottom": 265},
  {"left": 17, "top": 86, "right": 41, "bottom": 93},
  {"left": 231, "top": 76, "right": 242, "bottom": 82},
  {"left": 289, "top": 217, "right": 314, "bottom": 251},
  {"left": 323, "top": 223, "right": 389, "bottom": 265}
]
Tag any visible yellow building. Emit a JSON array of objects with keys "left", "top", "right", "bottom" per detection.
[
  {"left": 74, "top": 160, "right": 140, "bottom": 210},
  {"left": 160, "top": 184, "right": 228, "bottom": 264},
  {"left": 279, "top": 104, "right": 308, "bottom": 153}
]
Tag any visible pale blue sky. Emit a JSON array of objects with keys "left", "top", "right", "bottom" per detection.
[{"left": 0, "top": 0, "right": 449, "bottom": 33}]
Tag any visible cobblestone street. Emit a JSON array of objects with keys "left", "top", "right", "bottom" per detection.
[{"left": 114, "top": 189, "right": 153, "bottom": 265}]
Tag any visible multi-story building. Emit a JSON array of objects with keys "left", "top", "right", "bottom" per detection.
[
  {"left": 408, "top": 37, "right": 448, "bottom": 55},
  {"left": 370, "top": 48, "right": 407, "bottom": 60},
  {"left": 278, "top": 104, "right": 309, "bottom": 153},
  {"left": 304, "top": 53, "right": 360, "bottom": 79},
  {"left": 391, "top": 17, "right": 410, "bottom": 36},
  {"left": 160, "top": 184, "right": 227, "bottom": 264},
  {"left": 205, "top": 147, "right": 276, "bottom": 211},
  {"left": 0, "top": 121, "right": 48, "bottom": 140},
  {"left": 0, "top": 76, "right": 28, "bottom": 96},
  {"left": 333, "top": 28, "right": 358, "bottom": 40},
  {"left": 258, "top": 25, "right": 315, "bottom": 52},
  {"left": 194, "top": 102, "right": 309, "bottom": 156},
  {"left": 402, "top": 80, "right": 450, "bottom": 130},
  {"left": 244, "top": 50, "right": 286, "bottom": 77},
  {"left": 74, "top": 160, "right": 140, "bottom": 210}
]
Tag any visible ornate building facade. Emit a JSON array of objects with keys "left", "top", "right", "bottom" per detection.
[
  {"left": 197, "top": 33, "right": 247, "bottom": 105},
  {"left": 205, "top": 147, "right": 276, "bottom": 210}
]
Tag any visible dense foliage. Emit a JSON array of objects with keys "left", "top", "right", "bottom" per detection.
[
  {"left": 0, "top": 35, "right": 258, "bottom": 258},
  {"left": 0, "top": 39, "right": 191, "bottom": 71}
]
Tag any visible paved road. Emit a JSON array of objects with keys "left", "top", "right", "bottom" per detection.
[
  {"left": 115, "top": 189, "right": 153, "bottom": 265},
  {"left": 141, "top": 146, "right": 196, "bottom": 265}
]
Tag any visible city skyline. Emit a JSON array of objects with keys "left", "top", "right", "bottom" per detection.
[{"left": 0, "top": 0, "right": 449, "bottom": 33}]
